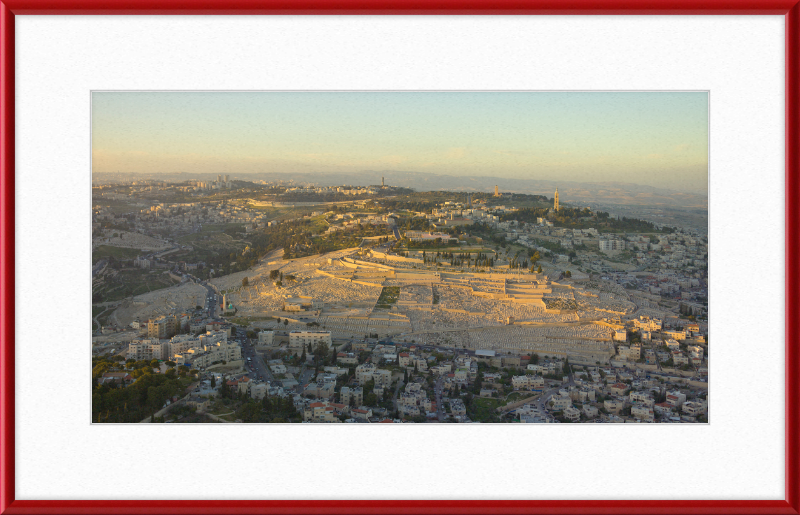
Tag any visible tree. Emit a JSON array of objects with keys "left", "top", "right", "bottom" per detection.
[
  {"left": 313, "top": 341, "right": 330, "bottom": 370},
  {"left": 300, "top": 345, "right": 306, "bottom": 363},
  {"left": 211, "top": 375, "right": 216, "bottom": 388},
  {"left": 283, "top": 319, "right": 289, "bottom": 326},
  {"left": 473, "top": 369, "right": 483, "bottom": 394},
  {"left": 537, "top": 265, "right": 543, "bottom": 274},
  {"left": 242, "top": 277, "right": 249, "bottom": 287},
  {"left": 165, "top": 361, "right": 176, "bottom": 368}
]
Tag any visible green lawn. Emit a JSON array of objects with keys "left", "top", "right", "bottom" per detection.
[{"left": 375, "top": 286, "right": 400, "bottom": 309}]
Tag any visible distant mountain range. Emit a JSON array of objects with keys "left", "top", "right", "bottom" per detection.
[
  {"left": 255, "top": 170, "right": 709, "bottom": 211},
  {"left": 94, "top": 169, "right": 708, "bottom": 211}
]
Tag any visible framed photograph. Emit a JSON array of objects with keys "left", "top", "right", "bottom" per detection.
[{"left": 1, "top": 1, "right": 798, "bottom": 514}]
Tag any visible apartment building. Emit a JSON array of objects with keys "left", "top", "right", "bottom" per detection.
[
  {"left": 666, "top": 390, "right": 687, "bottom": 407},
  {"left": 355, "top": 363, "right": 376, "bottom": 385},
  {"left": 511, "top": 375, "right": 545, "bottom": 390},
  {"left": 339, "top": 386, "right": 363, "bottom": 407},
  {"left": 449, "top": 398, "right": 467, "bottom": 416},
  {"left": 682, "top": 401, "right": 707, "bottom": 417},
  {"left": 551, "top": 394, "right": 571, "bottom": 411},
  {"left": 631, "top": 405, "right": 655, "bottom": 422},
  {"left": 372, "top": 369, "right": 392, "bottom": 388},
  {"left": 563, "top": 406, "right": 581, "bottom": 422},
  {"left": 289, "top": 330, "right": 332, "bottom": 349},
  {"left": 126, "top": 338, "right": 168, "bottom": 360},
  {"left": 257, "top": 330, "right": 274, "bottom": 348},
  {"left": 609, "top": 383, "right": 629, "bottom": 396},
  {"left": 604, "top": 398, "right": 625, "bottom": 414},
  {"left": 303, "top": 401, "right": 340, "bottom": 423},
  {"left": 630, "top": 391, "right": 655, "bottom": 407},
  {"left": 147, "top": 314, "right": 177, "bottom": 339},
  {"left": 336, "top": 352, "right": 358, "bottom": 365},
  {"left": 664, "top": 330, "right": 687, "bottom": 341}
]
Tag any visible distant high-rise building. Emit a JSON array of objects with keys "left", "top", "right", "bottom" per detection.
[
  {"left": 382, "top": 176, "right": 385, "bottom": 188},
  {"left": 224, "top": 174, "right": 229, "bottom": 183},
  {"left": 494, "top": 185, "right": 500, "bottom": 197},
  {"left": 218, "top": 174, "right": 222, "bottom": 183},
  {"left": 554, "top": 188, "right": 560, "bottom": 212}
]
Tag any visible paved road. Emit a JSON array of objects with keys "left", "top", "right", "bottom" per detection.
[
  {"left": 392, "top": 378, "right": 405, "bottom": 415},
  {"left": 434, "top": 375, "right": 445, "bottom": 422},
  {"left": 241, "top": 339, "right": 272, "bottom": 383},
  {"left": 199, "top": 282, "right": 219, "bottom": 319},
  {"left": 532, "top": 373, "right": 576, "bottom": 421},
  {"left": 296, "top": 366, "right": 314, "bottom": 394}
]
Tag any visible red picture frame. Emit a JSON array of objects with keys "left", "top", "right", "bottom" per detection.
[{"left": 1, "top": 2, "right": 798, "bottom": 514}]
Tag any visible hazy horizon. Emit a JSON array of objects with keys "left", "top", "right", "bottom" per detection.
[{"left": 92, "top": 92, "right": 709, "bottom": 194}]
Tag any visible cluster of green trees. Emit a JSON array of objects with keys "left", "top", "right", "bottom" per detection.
[
  {"left": 93, "top": 371, "right": 187, "bottom": 423},
  {"left": 421, "top": 250, "right": 495, "bottom": 268},
  {"left": 404, "top": 238, "right": 451, "bottom": 250},
  {"left": 233, "top": 395, "right": 300, "bottom": 423},
  {"left": 457, "top": 222, "right": 509, "bottom": 247},
  {"left": 502, "top": 206, "right": 674, "bottom": 234},
  {"left": 92, "top": 354, "right": 200, "bottom": 423},
  {"left": 395, "top": 217, "right": 434, "bottom": 233},
  {"left": 205, "top": 217, "right": 340, "bottom": 270},
  {"left": 507, "top": 251, "right": 530, "bottom": 270},
  {"left": 379, "top": 191, "right": 468, "bottom": 213}
]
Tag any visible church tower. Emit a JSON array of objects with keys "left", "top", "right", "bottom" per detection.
[
  {"left": 494, "top": 185, "right": 500, "bottom": 197},
  {"left": 554, "top": 188, "right": 560, "bottom": 212}
]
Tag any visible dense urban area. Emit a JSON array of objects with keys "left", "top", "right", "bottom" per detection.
[{"left": 92, "top": 174, "right": 708, "bottom": 424}]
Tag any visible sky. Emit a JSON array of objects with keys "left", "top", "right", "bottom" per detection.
[{"left": 92, "top": 92, "right": 709, "bottom": 193}]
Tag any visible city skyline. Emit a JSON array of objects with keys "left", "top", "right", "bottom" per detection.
[{"left": 92, "top": 92, "right": 709, "bottom": 193}]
